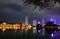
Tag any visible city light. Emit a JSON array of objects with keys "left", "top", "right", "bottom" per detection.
[
  {"left": 21, "top": 24, "right": 26, "bottom": 30},
  {"left": 2, "top": 28, "right": 5, "bottom": 32},
  {"left": 0, "top": 24, "right": 2, "bottom": 29},
  {"left": 28, "top": 24, "right": 32, "bottom": 30},
  {"left": 38, "top": 21, "right": 41, "bottom": 24},
  {"left": 2, "top": 22, "right": 7, "bottom": 25},
  {"left": 2, "top": 22, "right": 7, "bottom": 32},
  {"left": 50, "top": 18, "right": 54, "bottom": 22},
  {"left": 33, "top": 27, "right": 36, "bottom": 34},
  {"left": 9, "top": 24, "right": 13, "bottom": 30},
  {"left": 6, "top": 24, "right": 10, "bottom": 29},
  {"left": 51, "top": 33, "right": 54, "bottom": 37},
  {"left": 0, "top": 18, "right": 60, "bottom": 32}
]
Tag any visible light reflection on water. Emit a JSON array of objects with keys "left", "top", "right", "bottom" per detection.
[
  {"left": 0, "top": 29, "right": 60, "bottom": 39},
  {"left": 37, "top": 29, "right": 60, "bottom": 39}
]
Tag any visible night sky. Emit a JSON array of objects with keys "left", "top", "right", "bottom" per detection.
[{"left": 0, "top": 0, "right": 60, "bottom": 24}]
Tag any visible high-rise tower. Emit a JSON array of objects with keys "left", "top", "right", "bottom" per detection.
[
  {"left": 33, "top": 19, "right": 37, "bottom": 26},
  {"left": 25, "top": 16, "right": 28, "bottom": 25},
  {"left": 42, "top": 19, "right": 45, "bottom": 26}
]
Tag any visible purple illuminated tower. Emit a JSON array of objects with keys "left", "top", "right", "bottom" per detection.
[{"left": 37, "top": 21, "right": 41, "bottom": 24}]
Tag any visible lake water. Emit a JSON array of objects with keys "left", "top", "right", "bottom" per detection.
[{"left": 0, "top": 29, "right": 60, "bottom": 39}]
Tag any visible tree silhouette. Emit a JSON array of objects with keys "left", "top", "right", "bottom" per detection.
[
  {"left": 45, "top": 21, "right": 58, "bottom": 34},
  {"left": 36, "top": 24, "right": 42, "bottom": 30},
  {"left": 23, "top": 0, "right": 60, "bottom": 10}
]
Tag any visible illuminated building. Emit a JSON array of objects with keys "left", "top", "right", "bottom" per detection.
[
  {"left": 25, "top": 16, "right": 28, "bottom": 25},
  {"left": 2, "top": 22, "right": 7, "bottom": 32},
  {"left": 33, "top": 19, "right": 37, "bottom": 26},
  {"left": 6, "top": 24, "right": 10, "bottom": 29},
  {"left": 0, "top": 24, "right": 2, "bottom": 29},
  {"left": 25, "top": 16, "right": 29, "bottom": 30},
  {"left": 9, "top": 24, "right": 13, "bottom": 30},
  {"left": 37, "top": 21, "right": 41, "bottom": 24},
  {"left": 33, "top": 19, "right": 37, "bottom": 34},
  {"left": 42, "top": 19, "right": 45, "bottom": 26},
  {"left": 17, "top": 24, "right": 21, "bottom": 30},
  {"left": 21, "top": 24, "right": 26, "bottom": 30},
  {"left": 28, "top": 24, "right": 32, "bottom": 30}
]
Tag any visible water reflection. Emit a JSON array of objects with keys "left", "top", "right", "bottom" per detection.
[
  {"left": 0, "top": 29, "right": 60, "bottom": 39},
  {"left": 37, "top": 28, "right": 60, "bottom": 39}
]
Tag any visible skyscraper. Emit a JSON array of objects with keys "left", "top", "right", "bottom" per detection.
[
  {"left": 33, "top": 19, "right": 37, "bottom": 26},
  {"left": 25, "top": 16, "right": 28, "bottom": 25},
  {"left": 42, "top": 19, "right": 45, "bottom": 26}
]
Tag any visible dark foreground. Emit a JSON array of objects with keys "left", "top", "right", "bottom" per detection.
[{"left": 0, "top": 29, "right": 60, "bottom": 39}]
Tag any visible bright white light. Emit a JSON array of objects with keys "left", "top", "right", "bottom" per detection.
[
  {"left": 33, "top": 27, "right": 36, "bottom": 30},
  {"left": 51, "top": 33, "right": 54, "bottom": 37}
]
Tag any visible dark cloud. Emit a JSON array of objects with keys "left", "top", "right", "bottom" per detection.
[{"left": 0, "top": 1, "right": 60, "bottom": 24}]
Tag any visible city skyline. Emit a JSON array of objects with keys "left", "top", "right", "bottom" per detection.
[{"left": 0, "top": 0, "right": 60, "bottom": 39}]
